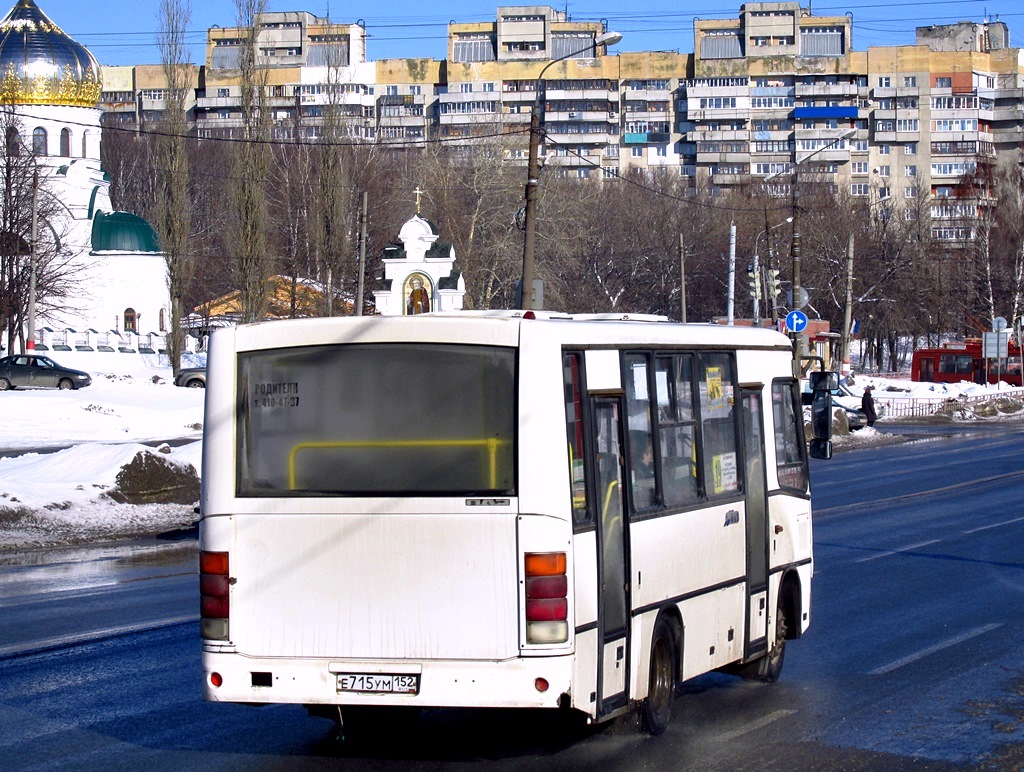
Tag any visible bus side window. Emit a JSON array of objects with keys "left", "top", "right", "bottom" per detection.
[
  {"left": 624, "top": 354, "right": 657, "bottom": 511},
  {"left": 563, "top": 352, "right": 592, "bottom": 527}
]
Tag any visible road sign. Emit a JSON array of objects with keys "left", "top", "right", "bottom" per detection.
[{"left": 785, "top": 309, "right": 809, "bottom": 334}]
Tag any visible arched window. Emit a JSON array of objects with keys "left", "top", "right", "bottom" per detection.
[
  {"left": 60, "top": 128, "right": 71, "bottom": 157},
  {"left": 159, "top": 308, "right": 166, "bottom": 331},
  {"left": 5, "top": 127, "right": 20, "bottom": 157},
  {"left": 124, "top": 308, "right": 137, "bottom": 333},
  {"left": 81, "top": 130, "right": 89, "bottom": 158},
  {"left": 32, "top": 127, "right": 47, "bottom": 155}
]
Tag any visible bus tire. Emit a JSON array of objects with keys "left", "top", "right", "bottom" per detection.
[
  {"left": 755, "top": 594, "right": 788, "bottom": 683},
  {"left": 641, "top": 615, "right": 677, "bottom": 735}
]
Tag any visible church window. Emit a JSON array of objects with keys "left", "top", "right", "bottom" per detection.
[
  {"left": 82, "top": 130, "right": 89, "bottom": 157},
  {"left": 159, "top": 309, "right": 166, "bottom": 331},
  {"left": 124, "top": 308, "right": 137, "bottom": 333},
  {"left": 5, "top": 127, "right": 19, "bottom": 157},
  {"left": 32, "top": 127, "right": 47, "bottom": 156},
  {"left": 60, "top": 128, "right": 71, "bottom": 157}
]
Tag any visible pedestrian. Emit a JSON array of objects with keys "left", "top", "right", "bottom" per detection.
[{"left": 861, "top": 386, "right": 877, "bottom": 427}]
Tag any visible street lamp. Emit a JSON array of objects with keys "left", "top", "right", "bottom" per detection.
[
  {"left": 765, "top": 127, "right": 856, "bottom": 375},
  {"left": 520, "top": 30, "right": 622, "bottom": 310}
]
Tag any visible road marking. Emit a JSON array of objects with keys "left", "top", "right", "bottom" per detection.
[
  {"left": 715, "top": 710, "right": 796, "bottom": 742},
  {"left": 963, "top": 515, "right": 1024, "bottom": 534},
  {"left": 868, "top": 623, "right": 1003, "bottom": 676},
  {"left": 0, "top": 614, "right": 198, "bottom": 659},
  {"left": 854, "top": 539, "right": 941, "bottom": 563}
]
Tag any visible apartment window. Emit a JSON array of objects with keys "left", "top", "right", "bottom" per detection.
[
  {"left": 851, "top": 183, "right": 869, "bottom": 196},
  {"left": 577, "top": 168, "right": 590, "bottom": 179},
  {"left": 985, "top": 76, "right": 995, "bottom": 88},
  {"left": 853, "top": 139, "right": 869, "bottom": 152},
  {"left": 386, "top": 85, "right": 399, "bottom": 96},
  {"left": 410, "top": 85, "right": 422, "bottom": 96},
  {"left": 878, "top": 187, "right": 891, "bottom": 199},
  {"left": 877, "top": 77, "right": 890, "bottom": 88},
  {"left": 934, "top": 186, "right": 953, "bottom": 197},
  {"left": 482, "top": 82, "right": 495, "bottom": 92},
  {"left": 656, "top": 146, "right": 667, "bottom": 157},
  {"left": 935, "top": 77, "right": 952, "bottom": 88},
  {"left": 903, "top": 76, "right": 917, "bottom": 87},
  {"left": 904, "top": 186, "right": 916, "bottom": 199},
  {"left": 856, "top": 76, "right": 868, "bottom": 87},
  {"left": 906, "top": 142, "right": 917, "bottom": 155},
  {"left": 879, "top": 144, "right": 890, "bottom": 155},
  {"left": 877, "top": 165, "right": 890, "bottom": 177},
  {"left": 905, "top": 165, "right": 917, "bottom": 177},
  {"left": 852, "top": 162, "right": 868, "bottom": 175},
  {"left": 875, "top": 120, "right": 894, "bottom": 132},
  {"left": 896, "top": 119, "right": 919, "bottom": 132},
  {"left": 632, "top": 147, "right": 642, "bottom": 157},
  {"left": 460, "top": 83, "right": 473, "bottom": 93},
  {"left": 217, "top": 88, "right": 229, "bottom": 98}
]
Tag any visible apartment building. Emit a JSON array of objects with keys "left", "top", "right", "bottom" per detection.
[{"left": 98, "top": 4, "right": 1022, "bottom": 234}]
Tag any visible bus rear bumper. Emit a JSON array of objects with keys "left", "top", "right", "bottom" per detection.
[{"left": 202, "top": 651, "right": 575, "bottom": 709}]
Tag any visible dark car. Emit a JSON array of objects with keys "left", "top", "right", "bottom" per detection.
[
  {"left": 0, "top": 354, "right": 92, "bottom": 390},
  {"left": 175, "top": 367, "right": 207, "bottom": 388}
]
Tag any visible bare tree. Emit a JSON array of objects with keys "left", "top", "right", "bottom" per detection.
[
  {"left": 156, "top": 0, "right": 194, "bottom": 373},
  {"left": 0, "top": 109, "right": 76, "bottom": 351},
  {"left": 230, "top": 0, "right": 272, "bottom": 323}
]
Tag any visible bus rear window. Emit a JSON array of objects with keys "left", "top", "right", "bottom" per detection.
[{"left": 237, "top": 344, "right": 516, "bottom": 496}]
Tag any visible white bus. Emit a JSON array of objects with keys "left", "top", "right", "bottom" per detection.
[{"left": 200, "top": 312, "right": 832, "bottom": 735}]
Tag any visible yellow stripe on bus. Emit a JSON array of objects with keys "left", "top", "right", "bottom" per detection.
[{"left": 288, "top": 438, "right": 508, "bottom": 490}]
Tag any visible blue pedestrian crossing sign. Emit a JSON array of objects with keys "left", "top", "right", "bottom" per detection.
[{"left": 786, "top": 309, "right": 809, "bottom": 333}]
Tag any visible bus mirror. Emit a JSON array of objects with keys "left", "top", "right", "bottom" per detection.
[
  {"left": 811, "top": 388, "right": 833, "bottom": 442},
  {"left": 809, "top": 371, "right": 838, "bottom": 392},
  {"left": 809, "top": 438, "right": 833, "bottom": 460}
]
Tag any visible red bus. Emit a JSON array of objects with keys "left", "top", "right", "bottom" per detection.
[{"left": 911, "top": 339, "right": 1022, "bottom": 386}]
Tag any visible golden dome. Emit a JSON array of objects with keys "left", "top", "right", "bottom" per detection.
[{"left": 0, "top": 0, "right": 101, "bottom": 107}]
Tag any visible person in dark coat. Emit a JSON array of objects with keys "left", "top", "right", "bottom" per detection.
[{"left": 861, "top": 386, "right": 878, "bottom": 427}]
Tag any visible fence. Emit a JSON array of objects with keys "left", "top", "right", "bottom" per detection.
[{"left": 876, "top": 388, "right": 1024, "bottom": 420}]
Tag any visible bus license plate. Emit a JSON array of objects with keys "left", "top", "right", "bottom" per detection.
[{"left": 337, "top": 673, "right": 420, "bottom": 695}]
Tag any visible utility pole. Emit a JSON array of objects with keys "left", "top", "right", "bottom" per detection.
[
  {"left": 839, "top": 229, "right": 855, "bottom": 376},
  {"left": 27, "top": 168, "right": 38, "bottom": 351},
  {"left": 726, "top": 222, "right": 736, "bottom": 324},
  {"left": 678, "top": 231, "right": 687, "bottom": 323},
  {"left": 356, "top": 191, "right": 367, "bottom": 316}
]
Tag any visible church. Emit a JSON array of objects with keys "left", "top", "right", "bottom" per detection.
[{"left": 0, "top": 0, "right": 169, "bottom": 355}]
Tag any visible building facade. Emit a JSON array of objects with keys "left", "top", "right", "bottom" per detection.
[{"left": 96, "top": 4, "right": 1023, "bottom": 242}]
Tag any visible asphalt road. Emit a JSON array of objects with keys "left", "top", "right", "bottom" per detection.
[{"left": 1, "top": 423, "right": 1023, "bottom": 769}]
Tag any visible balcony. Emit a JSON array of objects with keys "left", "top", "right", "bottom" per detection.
[
  {"left": 795, "top": 82, "right": 858, "bottom": 97},
  {"left": 624, "top": 132, "right": 672, "bottom": 144}
]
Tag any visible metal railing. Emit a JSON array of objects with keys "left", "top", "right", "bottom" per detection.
[{"left": 876, "top": 387, "right": 1024, "bottom": 419}]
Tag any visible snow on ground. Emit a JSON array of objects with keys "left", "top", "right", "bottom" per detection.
[
  {"left": 1, "top": 348, "right": 1022, "bottom": 551},
  {"left": 0, "top": 351, "right": 205, "bottom": 551}
]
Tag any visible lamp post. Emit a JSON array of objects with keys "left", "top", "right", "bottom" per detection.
[
  {"left": 520, "top": 30, "right": 622, "bottom": 310},
  {"left": 765, "top": 127, "right": 856, "bottom": 375}
]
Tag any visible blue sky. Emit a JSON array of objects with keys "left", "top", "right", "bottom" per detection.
[{"left": 28, "top": 0, "right": 1021, "bottom": 66}]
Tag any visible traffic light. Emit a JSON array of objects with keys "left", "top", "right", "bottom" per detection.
[{"left": 765, "top": 268, "right": 781, "bottom": 299}]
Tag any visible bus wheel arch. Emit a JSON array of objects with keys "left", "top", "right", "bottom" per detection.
[
  {"left": 756, "top": 571, "right": 801, "bottom": 683},
  {"left": 641, "top": 609, "right": 682, "bottom": 735}
]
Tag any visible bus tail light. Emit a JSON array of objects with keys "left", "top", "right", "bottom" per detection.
[
  {"left": 525, "top": 552, "right": 568, "bottom": 644},
  {"left": 201, "top": 550, "right": 230, "bottom": 641}
]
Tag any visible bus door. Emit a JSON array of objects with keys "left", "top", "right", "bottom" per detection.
[
  {"left": 591, "top": 396, "right": 630, "bottom": 715},
  {"left": 740, "top": 387, "right": 770, "bottom": 657}
]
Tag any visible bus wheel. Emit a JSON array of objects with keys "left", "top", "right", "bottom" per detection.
[
  {"left": 756, "top": 596, "right": 788, "bottom": 683},
  {"left": 641, "top": 616, "right": 677, "bottom": 735}
]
